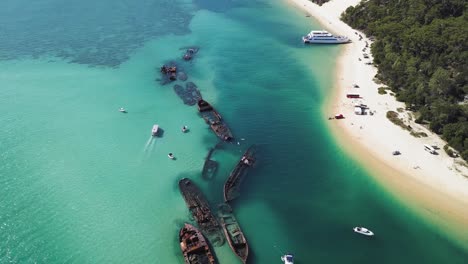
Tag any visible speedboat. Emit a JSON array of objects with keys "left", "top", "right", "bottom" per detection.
[
  {"left": 168, "top": 153, "right": 175, "bottom": 159},
  {"left": 353, "top": 227, "right": 374, "bottom": 236},
  {"left": 152, "top": 124, "right": 159, "bottom": 137},
  {"left": 281, "top": 254, "right": 294, "bottom": 264},
  {"left": 182, "top": 126, "right": 188, "bottom": 133},
  {"left": 119, "top": 107, "right": 127, "bottom": 113}
]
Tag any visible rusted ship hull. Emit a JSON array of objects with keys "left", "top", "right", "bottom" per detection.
[
  {"left": 218, "top": 204, "right": 249, "bottom": 264},
  {"left": 197, "top": 99, "right": 234, "bottom": 141},
  {"left": 159, "top": 63, "right": 178, "bottom": 85},
  {"left": 223, "top": 146, "right": 255, "bottom": 202},
  {"left": 179, "top": 223, "right": 217, "bottom": 264},
  {"left": 179, "top": 178, "right": 224, "bottom": 246}
]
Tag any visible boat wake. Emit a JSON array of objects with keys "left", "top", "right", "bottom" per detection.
[{"left": 143, "top": 136, "right": 157, "bottom": 155}]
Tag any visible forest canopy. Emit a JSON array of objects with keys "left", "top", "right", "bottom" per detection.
[{"left": 341, "top": 0, "right": 468, "bottom": 160}]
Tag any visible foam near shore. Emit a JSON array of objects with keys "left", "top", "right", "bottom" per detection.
[{"left": 287, "top": 0, "right": 468, "bottom": 246}]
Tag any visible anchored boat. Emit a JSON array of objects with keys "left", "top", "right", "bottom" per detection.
[
  {"left": 197, "top": 99, "right": 233, "bottom": 142},
  {"left": 302, "top": 30, "right": 350, "bottom": 44},
  {"left": 224, "top": 146, "right": 255, "bottom": 202},
  {"left": 179, "top": 223, "right": 217, "bottom": 264},
  {"left": 353, "top": 227, "right": 374, "bottom": 236},
  {"left": 218, "top": 203, "right": 249, "bottom": 264},
  {"left": 178, "top": 178, "right": 224, "bottom": 246}
]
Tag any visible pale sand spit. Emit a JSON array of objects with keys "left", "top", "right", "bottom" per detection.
[{"left": 287, "top": 0, "right": 468, "bottom": 247}]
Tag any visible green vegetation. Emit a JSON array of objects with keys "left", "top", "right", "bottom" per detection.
[
  {"left": 410, "top": 131, "right": 428, "bottom": 138},
  {"left": 342, "top": 0, "right": 468, "bottom": 161},
  {"left": 386, "top": 111, "right": 411, "bottom": 131},
  {"left": 378, "top": 87, "right": 388, "bottom": 94},
  {"left": 443, "top": 144, "right": 458, "bottom": 157}
]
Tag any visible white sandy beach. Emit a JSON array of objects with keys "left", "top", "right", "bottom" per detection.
[{"left": 287, "top": 0, "right": 468, "bottom": 245}]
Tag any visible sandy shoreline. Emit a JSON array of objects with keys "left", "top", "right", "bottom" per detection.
[{"left": 287, "top": 0, "right": 468, "bottom": 247}]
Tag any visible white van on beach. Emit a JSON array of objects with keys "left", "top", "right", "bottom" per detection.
[{"left": 424, "top": 144, "right": 437, "bottom": 154}]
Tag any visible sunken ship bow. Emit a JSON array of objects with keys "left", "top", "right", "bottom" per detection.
[
  {"left": 218, "top": 203, "right": 249, "bottom": 264},
  {"left": 224, "top": 146, "right": 256, "bottom": 202},
  {"left": 197, "top": 99, "right": 234, "bottom": 142},
  {"left": 178, "top": 178, "right": 224, "bottom": 246},
  {"left": 179, "top": 223, "right": 217, "bottom": 264}
]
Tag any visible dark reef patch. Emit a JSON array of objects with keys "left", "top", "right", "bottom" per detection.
[{"left": 0, "top": 0, "right": 193, "bottom": 67}]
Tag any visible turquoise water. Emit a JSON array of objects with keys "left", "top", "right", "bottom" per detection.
[{"left": 0, "top": 0, "right": 467, "bottom": 263}]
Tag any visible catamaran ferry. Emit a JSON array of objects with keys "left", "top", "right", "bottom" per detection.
[{"left": 302, "top": 30, "right": 350, "bottom": 44}]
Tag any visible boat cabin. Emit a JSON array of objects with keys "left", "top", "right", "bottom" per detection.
[{"left": 152, "top": 124, "right": 159, "bottom": 137}]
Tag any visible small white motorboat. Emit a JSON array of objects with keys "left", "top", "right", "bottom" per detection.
[
  {"left": 353, "top": 227, "right": 374, "bottom": 236},
  {"left": 119, "top": 107, "right": 127, "bottom": 113},
  {"left": 281, "top": 254, "right": 294, "bottom": 264},
  {"left": 182, "top": 126, "right": 188, "bottom": 133},
  {"left": 152, "top": 124, "right": 159, "bottom": 137},
  {"left": 168, "top": 153, "right": 175, "bottom": 159}
]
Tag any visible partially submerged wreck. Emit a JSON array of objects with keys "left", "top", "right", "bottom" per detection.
[
  {"left": 218, "top": 203, "right": 249, "bottom": 264},
  {"left": 179, "top": 223, "right": 217, "bottom": 264},
  {"left": 197, "top": 99, "right": 233, "bottom": 141},
  {"left": 178, "top": 178, "right": 224, "bottom": 246},
  {"left": 224, "top": 146, "right": 255, "bottom": 202}
]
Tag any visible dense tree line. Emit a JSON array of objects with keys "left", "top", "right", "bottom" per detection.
[{"left": 341, "top": 0, "right": 468, "bottom": 161}]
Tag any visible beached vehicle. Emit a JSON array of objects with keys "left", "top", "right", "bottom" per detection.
[
  {"left": 302, "top": 30, "right": 350, "bottom": 44},
  {"left": 346, "top": 93, "right": 360, "bottom": 98},
  {"left": 424, "top": 144, "right": 437, "bottom": 154},
  {"left": 281, "top": 254, "right": 294, "bottom": 264},
  {"left": 179, "top": 223, "right": 217, "bottom": 264},
  {"left": 218, "top": 203, "right": 249, "bottom": 263},
  {"left": 152, "top": 124, "right": 159, "bottom": 136},
  {"left": 353, "top": 227, "right": 374, "bottom": 236},
  {"left": 224, "top": 146, "right": 255, "bottom": 202},
  {"left": 197, "top": 99, "right": 233, "bottom": 141}
]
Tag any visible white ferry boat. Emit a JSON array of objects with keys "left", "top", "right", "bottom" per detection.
[{"left": 302, "top": 30, "right": 350, "bottom": 44}]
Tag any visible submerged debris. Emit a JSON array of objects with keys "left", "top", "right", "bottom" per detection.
[
  {"left": 159, "top": 61, "right": 178, "bottom": 85},
  {"left": 173, "top": 82, "right": 202, "bottom": 106},
  {"left": 202, "top": 147, "right": 218, "bottom": 180},
  {"left": 182, "top": 47, "right": 200, "bottom": 61}
]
